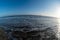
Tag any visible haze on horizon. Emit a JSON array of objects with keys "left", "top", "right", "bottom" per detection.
[{"left": 0, "top": 0, "right": 60, "bottom": 18}]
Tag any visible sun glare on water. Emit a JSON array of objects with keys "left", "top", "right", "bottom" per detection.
[{"left": 57, "top": 18, "right": 60, "bottom": 38}]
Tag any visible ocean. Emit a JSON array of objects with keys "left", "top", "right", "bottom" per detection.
[{"left": 0, "top": 15, "right": 59, "bottom": 40}]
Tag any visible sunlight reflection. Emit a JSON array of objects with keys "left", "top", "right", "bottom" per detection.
[{"left": 57, "top": 18, "right": 60, "bottom": 38}]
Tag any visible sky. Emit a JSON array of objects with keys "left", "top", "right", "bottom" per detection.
[{"left": 0, "top": 0, "right": 60, "bottom": 17}]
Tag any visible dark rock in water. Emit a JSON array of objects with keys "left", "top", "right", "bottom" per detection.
[
  {"left": 0, "top": 28, "right": 9, "bottom": 40},
  {"left": 0, "top": 15, "right": 58, "bottom": 40}
]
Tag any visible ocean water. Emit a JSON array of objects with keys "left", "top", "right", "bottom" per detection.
[{"left": 0, "top": 15, "right": 59, "bottom": 40}]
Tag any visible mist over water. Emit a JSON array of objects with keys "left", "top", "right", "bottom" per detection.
[{"left": 0, "top": 15, "right": 59, "bottom": 40}]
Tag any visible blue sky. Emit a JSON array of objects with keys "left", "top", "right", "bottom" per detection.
[{"left": 0, "top": 0, "right": 60, "bottom": 17}]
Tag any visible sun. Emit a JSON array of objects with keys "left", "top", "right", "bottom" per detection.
[{"left": 55, "top": 6, "right": 60, "bottom": 18}]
